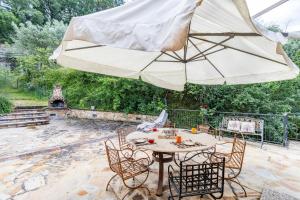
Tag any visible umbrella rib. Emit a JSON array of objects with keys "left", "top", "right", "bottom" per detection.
[
  {"left": 189, "top": 32, "right": 260, "bottom": 37},
  {"left": 190, "top": 36, "right": 287, "bottom": 66},
  {"left": 187, "top": 36, "right": 233, "bottom": 61},
  {"left": 155, "top": 60, "right": 182, "bottom": 63},
  {"left": 140, "top": 52, "right": 164, "bottom": 72},
  {"left": 172, "top": 51, "right": 182, "bottom": 60},
  {"left": 192, "top": 47, "right": 227, "bottom": 61},
  {"left": 162, "top": 52, "right": 182, "bottom": 61},
  {"left": 190, "top": 58, "right": 206, "bottom": 62},
  {"left": 189, "top": 38, "right": 225, "bottom": 78},
  {"left": 65, "top": 44, "right": 104, "bottom": 51}
]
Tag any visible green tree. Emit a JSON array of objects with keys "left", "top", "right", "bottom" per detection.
[
  {"left": 5, "top": 0, "right": 120, "bottom": 24},
  {"left": 14, "top": 48, "right": 59, "bottom": 90},
  {"left": 0, "top": 9, "right": 18, "bottom": 43},
  {"left": 10, "top": 20, "right": 66, "bottom": 54},
  {"left": 4, "top": 0, "right": 44, "bottom": 25}
]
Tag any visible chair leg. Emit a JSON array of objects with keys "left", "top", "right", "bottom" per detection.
[
  {"left": 121, "top": 189, "right": 131, "bottom": 200},
  {"left": 227, "top": 178, "right": 247, "bottom": 197},
  {"left": 260, "top": 135, "right": 264, "bottom": 148},
  {"left": 140, "top": 186, "right": 151, "bottom": 196},
  {"left": 168, "top": 178, "right": 175, "bottom": 200},
  {"left": 106, "top": 174, "right": 118, "bottom": 191},
  {"left": 121, "top": 187, "right": 150, "bottom": 200},
  {"left": 210, "top": 193, "right": 224, "bottom": 200}
]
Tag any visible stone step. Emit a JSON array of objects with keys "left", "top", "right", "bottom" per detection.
[
  {"left": 14, "top": 108, "right": 45, "bottom": 112},
  {"left": 14, "top": 106, "right": 46, "bottom": 110},
  {"left": 0, "top": 115, "right": 49, "bottom": 122},
  {"left": 1, "top": 112, "right": 46, "bottom": 117},
  {"left": 0, "top": 119, "right": 49, "bottom": 128}
]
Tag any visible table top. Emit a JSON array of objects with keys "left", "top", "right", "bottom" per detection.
[{"left": 126, "top": 128, "right": 218, "bottom": 153}]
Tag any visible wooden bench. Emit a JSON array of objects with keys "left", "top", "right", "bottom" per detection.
[{"left": 217, "top": 116, "right": 264, "bottom": 147}]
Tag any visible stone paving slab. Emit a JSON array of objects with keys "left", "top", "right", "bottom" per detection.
[{"left": 0, "top": 119, "right": 299, "bottom": 200}]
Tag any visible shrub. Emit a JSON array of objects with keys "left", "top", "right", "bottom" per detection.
[{"left": 0, "top": 96, "right": 13, "bottom": 114}]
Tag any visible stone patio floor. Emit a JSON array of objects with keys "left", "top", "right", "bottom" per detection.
[{"left": 0, "top": 119, "right": 299, "bottom": 200}]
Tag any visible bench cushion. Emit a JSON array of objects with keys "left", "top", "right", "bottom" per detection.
[
  {"left": 227, "top": 120, "right": 240, "bottom": 131},
  {"left": 240, "top": 121, "right": 255, "bottom": 133}
]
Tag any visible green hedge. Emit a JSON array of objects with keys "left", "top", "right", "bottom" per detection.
[{"left": 0, "top": 96, "right": 13, "bottom": 114}]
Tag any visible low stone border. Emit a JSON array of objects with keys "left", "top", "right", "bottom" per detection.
[{"left": 55, "top": 109, "right": 158, "bottom": 123}]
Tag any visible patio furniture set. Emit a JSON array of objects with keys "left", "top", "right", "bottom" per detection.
[
  {"left": 104, "top": 115, "right": 250, "bottom": 200},
  {"left": 48, "top": 0, "right": 298, "bottom": 198}
]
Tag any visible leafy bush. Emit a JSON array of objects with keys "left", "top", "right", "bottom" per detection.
[{"left": 0, "top": 96, "right": 13, "bottom": 114}]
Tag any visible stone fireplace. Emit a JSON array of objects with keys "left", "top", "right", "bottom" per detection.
[{"left": 48, "top": 85, "right": 67, "bottom": 109}]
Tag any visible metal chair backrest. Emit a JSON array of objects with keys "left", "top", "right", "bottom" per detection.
[
  {"left": 197, "top": 124, "right": 210, "bottom": 133},
  {"left": 230, "top": 136, "right": 246, "bottom": 170},
  {"left": 105, "top": 140, "right": 122, "bottom": 174},
  {"left": 117, "top": 126, "right": 136, "bottom": 148},
  {"left": 179, "top": 153, "right": 225, "bottom": 195}
]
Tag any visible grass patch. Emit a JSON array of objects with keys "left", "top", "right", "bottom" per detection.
[{"left": 0, "top": 87, "right": 48, "bottom": 107}]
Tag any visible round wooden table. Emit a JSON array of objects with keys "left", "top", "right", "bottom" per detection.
[{"left": 126, "top": 128, "right": 218, "bottom": 196}]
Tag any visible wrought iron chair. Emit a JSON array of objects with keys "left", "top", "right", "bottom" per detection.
[
  {"left": 168, "top": 151, "right": 225, "bottom": 200},
  {"left": 164, "top": 121, "right": 176, "bottom": 128},
  {"left": 105, "top": 139, "right": 151, "bottom": 200},
  {"left": 211, "top": 134, "right": 247, "bottom": 197},
  {"left": 117, "top": 126, "right": 136, "bottom": 149},
  {"left": 197, "top": 124, "right": 217, "bottom": 137}
]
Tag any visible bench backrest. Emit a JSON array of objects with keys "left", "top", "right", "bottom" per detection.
[{"left": 220, "top": 116, "right": 264, "bottom": 135}]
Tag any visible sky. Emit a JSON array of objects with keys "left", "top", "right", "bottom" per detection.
[{"left": 246, "top": 0, "right": 300, "bottom": 32}]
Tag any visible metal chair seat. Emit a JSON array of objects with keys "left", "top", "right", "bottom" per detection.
[
  {"left": 211, "top": 153, "right": 240, "bottom": 169},
  {"left": 168, "top": 152, "right": 225, "bottom": 200},
  {"left": 170, "top": 175, "right": 223, "bottom": 195},
  {"left": 111, "top": 158, "right": 149, "bottom": 180},
  {"left": 105, "top": 140, "right": 151, "bottom": 200}
]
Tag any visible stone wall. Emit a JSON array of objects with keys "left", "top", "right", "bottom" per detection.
[{"left": 64, "top": 109, "right": 157, "bottom": 123}]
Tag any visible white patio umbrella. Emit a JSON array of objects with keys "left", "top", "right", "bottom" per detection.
[{"left": 51, "top": 0, "right": 299, "bottom": 91}]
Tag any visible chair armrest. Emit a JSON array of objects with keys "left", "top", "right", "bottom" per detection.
[
  {"left": 119, "top": 147, "right": 134, "bottom": 160},
  {"left": 120, "top": 158, "right": 149, "bottom": 175},
  {"left": 216, "top": 141, "right": 233, "bottom": 146},
  {"left": 213, "top": 152, "right": 231, "bottom": 158},
  {"left": 211, "top": 152, "right": 231, "bottom": 164},
  {"left": 133, "top": 149, "right": 151, "bottom": 164}
]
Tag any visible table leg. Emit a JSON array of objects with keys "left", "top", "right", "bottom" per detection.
[{"left": 156, "top": 152, "right": 164, "bottom": 196}]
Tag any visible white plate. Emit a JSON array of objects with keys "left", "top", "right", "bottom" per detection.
[
  {"left": 135, "top": 139, "right": 147, "bottom": 144},
  {"left": 182, "top": 140, "right": 195, "bottom": 146}
]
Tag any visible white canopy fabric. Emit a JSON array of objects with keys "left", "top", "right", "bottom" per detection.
[
  {"left": 51, "top": 0, "right": 299, "bottom": 91},
  {"left": 287, "top": 31, "right": 300, "bottom": 39}
]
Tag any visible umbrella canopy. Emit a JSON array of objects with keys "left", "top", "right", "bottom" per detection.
[{"left": 51, "top": 0, "right": 299, "bottom": 91}]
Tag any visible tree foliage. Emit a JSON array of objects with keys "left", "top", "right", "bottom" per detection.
[
  {"left": 2, "top": 0, "right": 300, "bottom": 118},
  {"left": 0, "top": 9, "right": 18, "bottom": 43},
  {"left": 5, "top": 0, "right": 120, "bottom": 24},
  {"left": 10, "top": 20, "right": 66, "bottom": 54}
]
